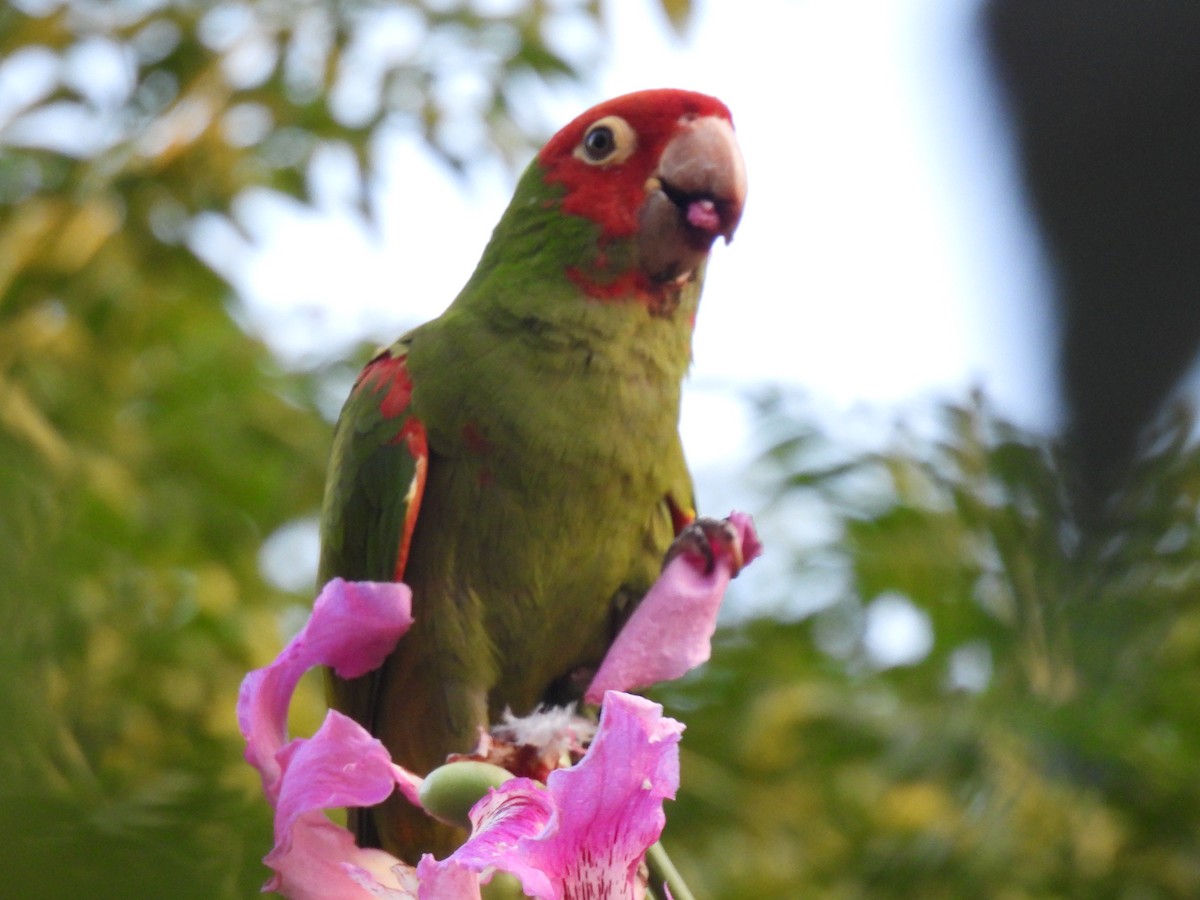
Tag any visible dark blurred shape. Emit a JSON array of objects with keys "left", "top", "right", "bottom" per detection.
[{"left": 983, "top": 1, "right": 1200, "bottom": 526}]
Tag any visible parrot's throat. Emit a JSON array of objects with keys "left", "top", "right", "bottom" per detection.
[
  {"left": 563, "top": 264, "right": 691, "bottom": 319},
  {"left": 561, "top": 233, "right": 699, "bottom": 319}
]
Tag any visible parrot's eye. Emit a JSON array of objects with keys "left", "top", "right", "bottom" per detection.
[
  {"left": 584, "top": 126, "right": 615, "bottom": 159},
  {"left": 574, "top": 115, "right": 636, "bottom": 166}
]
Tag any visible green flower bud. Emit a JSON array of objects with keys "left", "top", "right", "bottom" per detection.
[{"left": 419, "top": 760, "right": 514, "bottom": 829}]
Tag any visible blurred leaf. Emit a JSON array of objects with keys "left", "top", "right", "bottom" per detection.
[
  {"left": 656, "top": 0, "right": 694, "bottom": 35},
  {"left": 655, "top": 391, "right": 1200, "bottom": 897},
  {"left": 0, "top": 1, "right": 606, "bottom": 895}
]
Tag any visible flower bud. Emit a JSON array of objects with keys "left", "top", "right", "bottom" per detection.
[{"left": 419, "top": 760, "right": 514, "bottom": 829}]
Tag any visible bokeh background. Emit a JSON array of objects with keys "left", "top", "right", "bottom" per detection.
[{"left": 4, "top": 1, "right": 1200, "bottom": 897}]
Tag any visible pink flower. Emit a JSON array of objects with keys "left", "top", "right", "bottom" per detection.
[
  {"left": 238, "top": 514, "right": 761, "bottom": 898},
  {"left": 587, "top": 511, "right": 762, "bottom": 702},
  {"left": 237, "top": 579, "right": 421, "bottom": 898},
  {"left": 423, "top": 691, "right": 682, "bottom": 900}
]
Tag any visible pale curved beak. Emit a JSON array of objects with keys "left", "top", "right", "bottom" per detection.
[
  {"left": 638, "top": 115, "right": 747, "bottom": 283},
  {"left": 656, "top": 115, "right": 747, "bottom": 245}
]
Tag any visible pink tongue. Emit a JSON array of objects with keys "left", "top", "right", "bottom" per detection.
[{"left": 687, "top": 198, "right": 721, "bottom": 233}]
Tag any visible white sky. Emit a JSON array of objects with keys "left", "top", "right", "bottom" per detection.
[{"left": 200, "top": 0, "right": 1060, "bottom": 473}]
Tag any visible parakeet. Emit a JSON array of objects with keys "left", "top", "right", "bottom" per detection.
[{"left": 317, "top": 88, "right": 746, "bottom": 860}]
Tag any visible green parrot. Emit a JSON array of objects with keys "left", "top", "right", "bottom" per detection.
[{"left": 317, "top": 88, "right": 747, "bottom": 860}]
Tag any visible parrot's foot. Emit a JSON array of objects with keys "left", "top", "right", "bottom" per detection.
[{"left": 664, "top": 516, "right": 746, "bottom": 576}]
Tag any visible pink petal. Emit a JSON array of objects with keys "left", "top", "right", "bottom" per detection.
[
  {"left": 264, "top": 710, "right": 423, "bottom": 898},
  {"left": 432, "top": 692, "right": 682, "bottom": 900},
  {"left": 236, "top": 579, "right": 425, "bottom": 897},
  {"left": 273, "top": 711, "right": 424, "bottom": 845},
  {"left": 586, "top": 512, "right": 761, "bottom": 702},
  {"left": 542, "top": 692, "right": 682, "bottom": 898},
  {"left": 414, "top": 859, "right": 483, "bottom": 900},
  {"left": 438, "top": 781, "right": 557, "bottom": 899},
  {"left": 237, "top": 578, "right": 413, "bottom": 800},
  {"left": 265, "top": 811, "right": 412, "bottom": 900}
]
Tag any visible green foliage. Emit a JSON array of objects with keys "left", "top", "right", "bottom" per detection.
[
  {"left": 0, "top": 134, "right": 330, "bottom": 900},
  {"left": 657, "top": 393, "right": 1200, "bottom": 898},
  {"left": 0, "top": 1, "right": 610, "bottom": 895}
]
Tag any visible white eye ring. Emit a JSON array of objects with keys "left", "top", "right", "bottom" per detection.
[{"left": 574, "top": 115, "right": 637, "bottom": 166}]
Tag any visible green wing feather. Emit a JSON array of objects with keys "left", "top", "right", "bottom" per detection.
[{"left": 318, "top": 337, "right": 427, "bottom": 731}]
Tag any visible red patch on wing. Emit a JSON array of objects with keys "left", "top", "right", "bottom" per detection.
[
  {"left": 390, "top": 419, "right": 427, "bottom": 582},
  {"left": 538, "top": 89, "right": 732, "bottom": 240},
  {"left": 356, "top": 351, "right": 414, "bottom": 420},
  {"left": 355, "top": 350, "right": 428, "bottom": 581}
]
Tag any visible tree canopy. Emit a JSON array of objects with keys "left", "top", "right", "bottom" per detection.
[{"left": 3, "top": 2, "right": 1198, "bottom": 898}]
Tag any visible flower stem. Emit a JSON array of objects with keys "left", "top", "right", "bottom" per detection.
[{"left": 647, "top": 841, "right": 696, "bottom": 900}]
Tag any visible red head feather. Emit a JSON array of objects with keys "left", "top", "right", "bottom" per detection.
[{"left": 538, "top": 89, "right": 736, "bottom": 240}]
